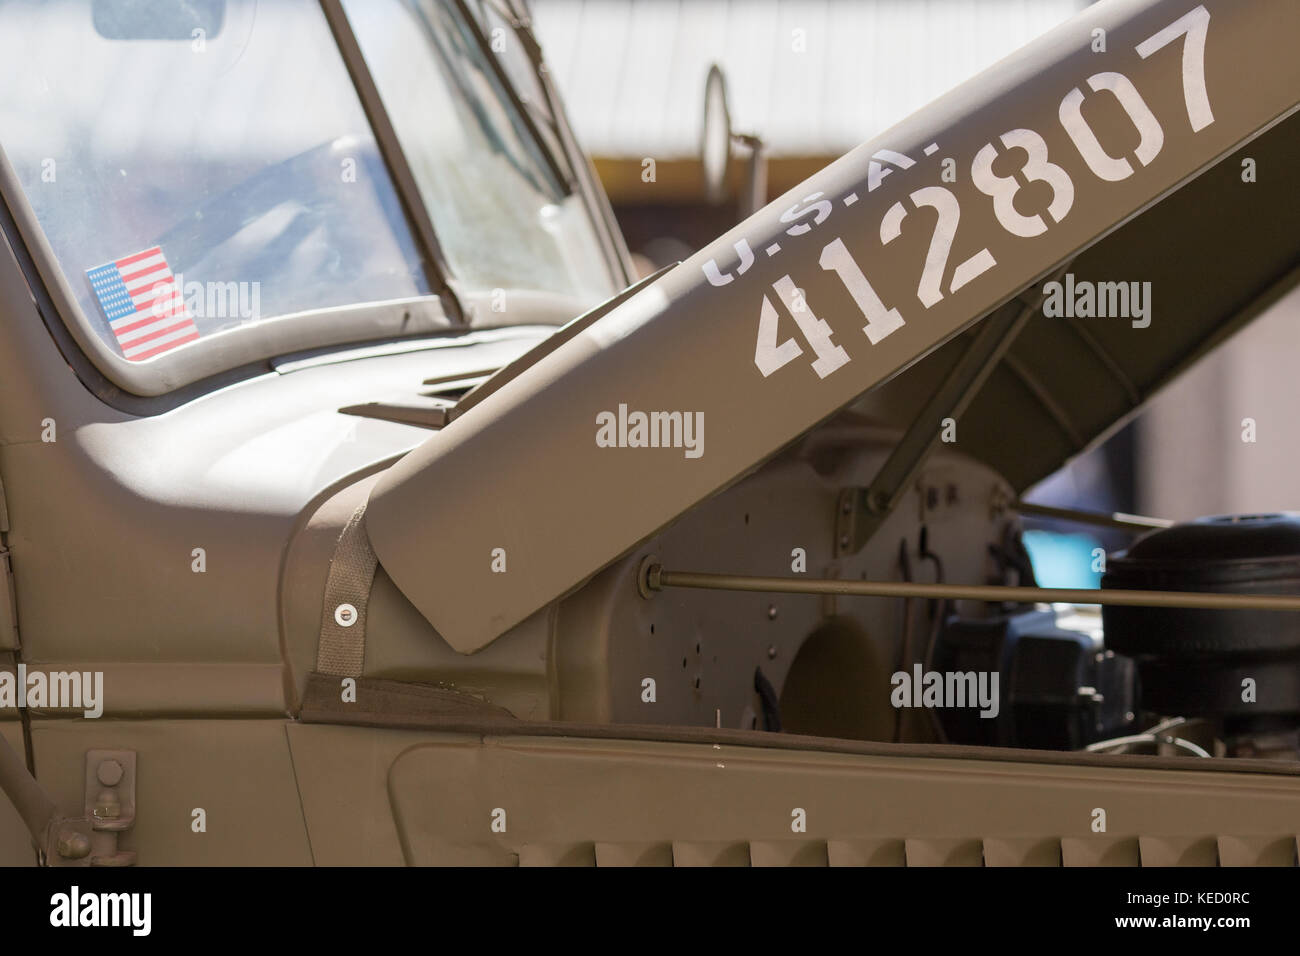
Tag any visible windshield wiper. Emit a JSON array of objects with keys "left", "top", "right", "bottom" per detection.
[{"left": 451, "top": 0, "right": 574, "bottom": 194}]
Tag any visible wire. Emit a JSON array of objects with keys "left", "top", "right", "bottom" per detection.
[
  {"left": 752, "top": 667, "right": 782, "bottom": 733},
  {"left": 1085, "top": 732, "right": 1211, "bottom": 758}
]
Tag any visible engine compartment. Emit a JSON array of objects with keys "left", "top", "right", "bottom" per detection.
[{"left": 286, "top": 416, "right": 1300, "bottom": 765}]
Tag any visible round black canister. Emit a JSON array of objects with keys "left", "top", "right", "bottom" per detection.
[{"left": 1102, "top": 513, "right": 1300, "bottom": 730}]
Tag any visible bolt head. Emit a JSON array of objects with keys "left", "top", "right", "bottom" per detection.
[
  {"left": 55, "top": 828, "right": 90, "bottom": 860},
  {"left": 96, "top": 758, "right": 123, "bottom": 787}
]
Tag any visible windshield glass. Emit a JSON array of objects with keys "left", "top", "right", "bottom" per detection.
[
  {"left": 0, "top": 0, "right": 617, "bottom": 377},
  {"left": 342, "top": 0, "right": 617, "bottom": 308},
  {"left": 0, "top": 0, "right": 434, "bottom": 364}
]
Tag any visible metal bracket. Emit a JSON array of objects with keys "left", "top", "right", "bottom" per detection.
[
  {"left": 834, "top": 265, "right": 1072, "bottom": 558},
  {"left": 835, "top": 486, "right": 883, "bottom": 558},
  {"left": 84, "top": 750, "right": 136, "bottom": 866}
]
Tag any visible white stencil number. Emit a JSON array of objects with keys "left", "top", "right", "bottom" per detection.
[{"left": 971, "top": 128, "right": 1075, "bottom": 238}]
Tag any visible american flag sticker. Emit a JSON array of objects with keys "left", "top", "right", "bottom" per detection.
[{"left": 86, "top": 247, "right": 200, "bottom": 362}]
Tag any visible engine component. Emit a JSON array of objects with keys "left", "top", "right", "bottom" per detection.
[
  {"left": 1103, "top": 513, "right": 1300, "bottom": 754},
  {"left": 932, "top": 607, "right": 1137, "bottom": 749}
]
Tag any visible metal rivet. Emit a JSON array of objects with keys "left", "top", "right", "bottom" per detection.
[{"left": 767, "top": 605, "right": 778, "bottom": 620}]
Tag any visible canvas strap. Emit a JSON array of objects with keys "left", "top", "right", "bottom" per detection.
[{"left": 316, "top": 504, "right": 379, "bottom": 677}]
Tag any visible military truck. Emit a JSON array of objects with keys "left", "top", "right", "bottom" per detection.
[{"left": 0, "top": 0, "right": 1296, "bottom": 867}]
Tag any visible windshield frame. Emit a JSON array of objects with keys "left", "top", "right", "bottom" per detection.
[{"left": 0, "top": 0, "right": 632, "bottom": 404}]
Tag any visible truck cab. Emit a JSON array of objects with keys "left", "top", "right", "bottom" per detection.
[{"left": 0, "top": 0, "right": 1297, "bottom": 867}]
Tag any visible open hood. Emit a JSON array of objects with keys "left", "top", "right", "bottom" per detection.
[
  {"left": 860, "top": 111, "right": 1300, "bottom": 494},
  {"left": 365, "top": 0, "right": 1300, "bottom": 654}
]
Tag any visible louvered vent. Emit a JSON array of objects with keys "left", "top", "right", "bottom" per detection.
[
  {"left": 384, "top": 734, "right": 1300, "bottom": 866},
  {"left": 506, "top": 835, "right": 1300, "bottom": 866}
]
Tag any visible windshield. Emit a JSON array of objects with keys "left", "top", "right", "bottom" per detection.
[
  {"left": 342, "top": 0, "right": 616, "bottom": 307},
  {"left": 0, "top": 0, "right": 616, "bottom": 378},
  {"left": 0, "top": 0, "right": 433, "bottom": 364}
]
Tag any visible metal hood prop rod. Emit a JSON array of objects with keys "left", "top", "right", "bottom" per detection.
[
  {"left": 643, "top": 564, "right": 1300, "bottom": 613},
  {"left": 0, "top": 733, "right": 88, "bottom": 865}
]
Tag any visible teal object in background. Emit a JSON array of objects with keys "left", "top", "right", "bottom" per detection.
[{"left": 1023, "top": 530, "right": 1104, "bottom": 589}]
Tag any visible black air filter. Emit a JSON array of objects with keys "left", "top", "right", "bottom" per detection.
[{"left": 1103, "top": 513, "right": 1300, "bottom": 732}]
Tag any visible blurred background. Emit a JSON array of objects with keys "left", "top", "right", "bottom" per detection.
[{"left": 530, "top": 0, "right": 1300, "bottom": 585}]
